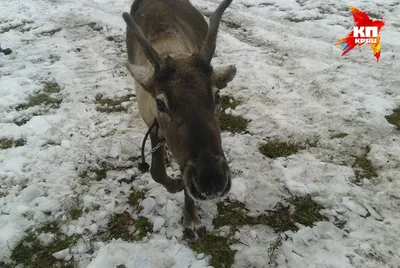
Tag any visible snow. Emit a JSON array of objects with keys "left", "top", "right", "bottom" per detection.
[
  {"left": 1, "top": 0, "right": 400, "bottom": 267},
  {"left": 86, "top": 237, "right": 209, "bottom": 268},
  {"left": 52, "top": 248, "right": 70, "bottom": 260}
]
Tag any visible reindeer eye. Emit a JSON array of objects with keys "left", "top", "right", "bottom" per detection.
[{"left": 156, "top": 99, "right": 167, "bottom": 113}]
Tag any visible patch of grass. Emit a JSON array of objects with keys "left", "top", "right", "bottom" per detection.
[
  {"left": 267, "top": 235, "right": 283, "bottom": 265},
  {"left": 9, "top": 222, "right": 78, "bottom": 268},
  {"left": 134, "top": 216, "right": 152, "bottom": 240},
  {"left": 213, "top": 200, "right": 298, "bottom": 232},
  {"left": 219, "top": 114, "right": 249, "bottom": 133},
  {"left": 15, "top": 82, "right": 62, "bottom": 111},
  {"left": 221, "top": 95, "right": 241, "bottom": 110},
  {"left": 385, "top": 107, "right": 400, "bottom": 130},
  {"left": 287, "top": 195, "right": 328, "bottom": 227},
  {"left": 213, "top": 200, "right": 254, "bottom": 230},
  {"left": 259, "top": 140, "right": 303, "bottom": 159},
  {"left": 107, "top": 212, "right": 152, "bottom": 241},
  {"left": 37, "top": 221, "right": 61, "bottom": 234},
  {"left": 128, "top": 189, "right": 147, "bottom": 210},
  {"left": 69, "top": 208, "right": 82, "bottom": 220},
  {"left": 331, "top": 133, "right": 348, "bottom": 139},
  {"left": 0, "top": 23, "right": 24, "bottom": 33},
  {"left": 222, "top": 20, "right": 241, "bottom": 29},
  {"left": 209, "top": 197, "right": 327, "bottom": 267},
  {"left": 352, "top": 152, "right": 378, "bottom": 182},
  {"left": 10, "top": 234, "right": 77, "bottom": 268},
  {"left": 286, "top": 16, "right": 324, "bottom": 23},
  {"left": 95, "top": 94, "right": 135, "bottom": 113},
  {"left": 79, "top": 160, "right": 136, "bottom": 182},
  {"left": 189, "top": 234, "right": 236, "bottom": 268},
  {"left": 367, "top": 12, "right": 383, "bottom": 20},
  {"left": 0, "top": 21, "right": 33, "bottom": 34},
  {"left": 0, "top": 138, "right": 26, "bottom": 149},
  {"left": 214, "top": 196, "right": 327, "bottom": 232},
  {"left": 334, "top": 220, "right": 346, "bottom": 229},
  {"left": 219, "top": 95, "right": 249, "bottom": 133},
  {"left": 108, "top": 212, "right": 135, "bottom": 241}
]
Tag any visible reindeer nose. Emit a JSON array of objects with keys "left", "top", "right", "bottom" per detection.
[{"left": 187, "top": 156, "right": 231, "bottom": 200}]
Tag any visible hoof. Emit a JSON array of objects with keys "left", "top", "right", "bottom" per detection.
[
  {"left": 165, "top": 176, "right": 184, "bottom": 193},
  {"left": 183, "top": 225, "right": 206, "bottom": 240}
]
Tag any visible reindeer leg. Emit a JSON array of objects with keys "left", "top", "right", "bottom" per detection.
[
  {"left": 183, "top": 189, "right": 206, "bottom": 239},
  {"left": 149, "top": 127, "right": 183, "bottom": 193}
]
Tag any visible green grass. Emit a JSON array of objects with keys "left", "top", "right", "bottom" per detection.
[
  {"left": 95, "top": 94, "right": 135, "bottom": 113},
  {"left": 79, "top": 160, "right": 137, "bottom": 182},
  {"left": 69, "top": 208, "right": 82, "bottom": 220},
  {"left": 79, "top": 164, "right": 109, "bottom": 182},
  {"left": 222, "top": 20, "right": 241, "bottom": 29},
  {"left": 194, "top": 196, "right": 329, "bottom": 268},
  {"left": 219, "top": 95, "right": 249, "bottom": 133},
  {"left": 108, "top": 212, "right": 135, "bottom": 241},
  {"left": 214, "top": 195, "right": 327, "bottom": 232},
  {"left": 259, "top": 140, "right": 303, "bottom": 159},
  {"left": 287, "top": 195, "right": 328, "bottom": 227},
  {"left": 128, "top": 189, "right": 147, "bottom": 210},
  {"left": 213, "top": 200, "right": 298, "bottom": 232},
  {"left": 0, "top": 23, "right": 24, "bottom": 33},
  {"left": 107, "top": 212, "right": 152, "bottom": 241},
  {"left": 366, "top": 11, "right": 383, "bottom": 20},
  {"left": 353, "top": 153, "right": 378, "bottom": 182},
  {"left": 286, "top": 16, "right": 325, "bottom": 23},
  {"left": 134, "top": 216, "right": 152, "bottom": 240},
  {"left": 385, "top": 107, "right": 400, "bottom": 130},
  {"left": 8, "top": 222, "right": 78, "bottom": 268},
  {"left": 189, "top": 234, "right": 236, "bottom": 268},
  {"left": 331, "top": 133, "right": 348, "bottom": 139},
  {"left": 0, "top": 21, "right": 33, "bottom": 34},
  {"left": 0, "top": 138, "right": 26, "bottom": 149},
  {"left": 15, "top": 82, "right": 62, "bottom": 111},
  {"left": 334, "top": 220, "right": 347, "bottom": 229}
]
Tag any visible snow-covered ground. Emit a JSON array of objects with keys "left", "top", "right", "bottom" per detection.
[{"left": 1, "top": 0, "right": 400, "bottom": 267}]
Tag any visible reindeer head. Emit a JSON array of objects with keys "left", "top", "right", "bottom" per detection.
[{"left": 123, "top": 0, "right": 236, "bottom": 201}]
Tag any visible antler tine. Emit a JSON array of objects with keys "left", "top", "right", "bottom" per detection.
[
  {"left": 200, "top": 0, "right": 233, "bottom": 63},
  {"left": 122, "top": 12, "right": 164, "bottom": 71}
]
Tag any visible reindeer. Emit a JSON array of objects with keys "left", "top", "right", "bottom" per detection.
[{"left": 122, "top": 0, "right": 236, "bottom": 238}]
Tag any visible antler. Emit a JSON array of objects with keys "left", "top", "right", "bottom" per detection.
[
  {"left": 122, "top": 12, "right": 164, "bottom": 71},
  {"left": 200, "top": 0, "right": 233, "bottom": 63}
]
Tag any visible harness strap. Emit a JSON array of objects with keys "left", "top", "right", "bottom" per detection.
[{"left": 138, "top": 118, "right": 160, "bottom": 172}]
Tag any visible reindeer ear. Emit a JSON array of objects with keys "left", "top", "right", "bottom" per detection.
[
  {"left": 213, "top": 65, "right": 236, "bottom": 89},
  {"left": 126, "top": 63, "right": 154, "bottom": 93}
]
